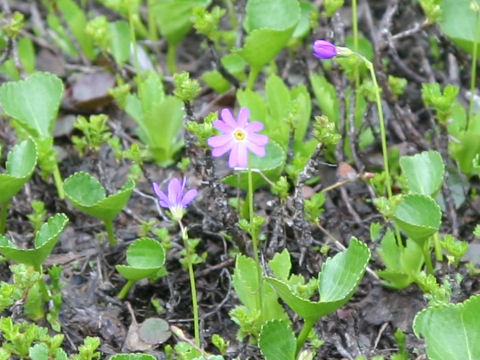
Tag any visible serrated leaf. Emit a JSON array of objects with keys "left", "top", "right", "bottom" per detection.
[
  {"left": 29, "top": 342, "right": 49, "bottom": 360},
  {"left": 64, "top": 172, "right": 134, "bottom": 223},
  {"left": 222, "top": 140, "right": 286, "bottom": 190},
  {"left": 0, "top": 213, "right": 68, "bottom": 268},
  {"left": 0, "top": 72, "right": 64, "bottom": 138},
  {"left": 0, "top": 138, "right": 37, "bottom": 204},
  {"left": 259, "top": 320, "right": 296, "bottom": 360},
  {"left": 268, "top": 249, "right": 291, "bottom": 281},
  {"left": 393, "top": 194, "right": 441, "bottom": 242},
  {"left": 266, "top": 238, "right": 370, "bottom": 322},
  {"left": 413, "top": 294, "right": 480, "bottom": 360},
  {"left": 116, "top": 238, "right": 166, "bottom": 281},
  {"left": 400, "top": 151, "right": 445, "bottom": 196}
]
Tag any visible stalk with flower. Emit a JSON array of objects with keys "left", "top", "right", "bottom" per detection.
[
  {"left": 152, "top": 177, "right": 201, "bottom": 346},
  {"left": 208, "top": 107, "right": 268, "bottom": 317}
]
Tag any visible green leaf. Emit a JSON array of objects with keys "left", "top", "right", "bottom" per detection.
[
  {"left": 439, "top": 0, "right": 480, "bottom": 55},
  {"left": 202, "top": 70, "right": 231, "bottom": 94},
  {"left": 222, "top": 140, "right": 286, "bottom": 190},
  {"left": 109, "top": 20, "right": 131, "bottom": 66},
  {"left": 265, "top": 74, "right": 291, "bottom": 147},
  {"left": 309, "top": 74, "right": 339, "bottom": 125},
  {"left": 239, "top": 0, "right": 300, "bottom": 70},
  {"left": 138, "top": 318, "right": 171, "bottom": 344},
  {"left": 268, "top": 249, "right": 291, "bottom": 281},
  {"left": 153, "top": 0, "right": 211, "bottom": 46},
  {"left": 18, "top": 37, "right": 36, "bottom": 74},
  {"left": 0, "top": 138, "right": 37, "bottom": 204},
  {"left": 64, "top": 172, "right": 135, "bottom": 223},
  {"left": 400, "top": 151, "right": 445, "bottom": 196},
  {"left": 0, "top": 213, "right": 69, "bottom": 268},
  {"left": 393, "top": 194, "right": 441, "bottom": 242},
  {"left": 259, "top": 320, "right": 296, "bottom": 360},
  {"left": 266, "top": 238, "right": 370, "bottom": 322},
  {"left": 57, "top": 0, "right": 95, "bottom": 60},
  {"left": 0, "top": 72, "right": 64, "bottom": 138},
  {"left": 413, "top": 294, "right": 480, "bottom": 360},
  {"left": 29, "top": 342, "right": 49, "bottom": 360},
  {"left": 116, "top": 238, "right": 166, "bottom": 281},
  {"left": 292, "top": 1, "right": 316, "bottom": 40}
]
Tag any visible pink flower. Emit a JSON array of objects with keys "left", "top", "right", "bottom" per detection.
[
  {"left": 153, "top": 177, "right": 198, "bottom": 220},
  {"left": 207, "top": 107, "right": 269, "bottom": 168},
  {"left": 313, "top": 40, "right": 337, "bottom": 59}
]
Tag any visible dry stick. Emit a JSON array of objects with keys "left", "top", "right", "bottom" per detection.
[{"left": 207, "top": 40, "right": 240, "bottom": 89}]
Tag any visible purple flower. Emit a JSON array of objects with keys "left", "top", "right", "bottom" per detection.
[
  {"left": 153, "top": 177, "right": 198, "bottom": 220},
  {"left": 313, "top": 40, "right": 337, "bottom": 59},
  {"left": 207, "top": 107, "right": 269, "bottom": 168}
]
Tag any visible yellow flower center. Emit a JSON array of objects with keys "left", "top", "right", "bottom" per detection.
[{"left": 233, "top": 129, "right": 246, "bottom": 141}]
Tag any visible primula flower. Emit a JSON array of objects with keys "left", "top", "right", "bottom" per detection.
[
  {"left": 313, "top": 39, "right": 337, "bottom": 59},
  {"left": 207, "top": 107, "right": 268, "bottom": 168},
  {"left": 153, "top": 177, "right": 198, "bottom": 220}
]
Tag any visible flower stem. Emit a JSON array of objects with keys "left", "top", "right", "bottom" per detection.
[
  {"left": 52, "top": 163, "right": 64, "bottom": 199},
  {"left": 0, "top": 201, "right": 8, "bottom": 234},
  {"left": 167, "top": 44, "right": 178, "bottom": 75},
  {"left": 469, "top": 7, "right": 480, "bottom": 128},
  {"left": 423, "top": 240, "right": 434, "bottom": 275},
  {"left": 129, "top": 10, "right": 141, "bottom": 75},
  {"left": 363, "top": 59, "right": 392, "bottom": 199},
  {"left": 179, "top": 221, "right": 200, "bottom": 347},
  {"left": 104, "top": 220, "right": 117, "bottom": 245},
  {"left": 117, "top": 279, "right": 135, "bottom": 299},
  {"left": 296, "top": 318, "right": 315, "bottom": 356},
  {"left": 247, "top": 164, "right": 263, "bottom": 318},
  {"left": 147, "top": 0, "right": 158, "bottom": 41}
]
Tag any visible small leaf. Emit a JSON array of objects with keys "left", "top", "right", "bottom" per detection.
[
  {"left": 64, "top": 172, "right": 135, "bottom": 223},
  {"left": 0, "top": 138, "right": 37, "bottom": 204},
  {"left": 259, "top": 320, "right": 296, "bottom": 360},
  {"left": 0, "top": 72, "right": 64, "bottom": 137},
  {"left": 268, "top": 249, "right": 291, "bottom": 281},
  {"left": 393, "top": 194, "right": 441, "bottom": 242},
  {"left": 29, "top": 343, "right": 49, "bottom": 360},
  {"left": 116, "top": 238, "right": 166, "bottom": 281},
  {"left": 413, "top": 294, "right": 480, "bottom": 360},
  {"left": 0, "top": 213, "right": 69, "bottom": 268},
  {"left": 400, "top": 151, "right": 445, "bottom": 196}
]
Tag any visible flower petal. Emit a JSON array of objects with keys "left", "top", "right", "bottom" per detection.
[
  {"left": 208, "top": 134, "right": 233, "bottom": 148},
  {"left": 153, "top": 182, "right": 169, "bottom": 208},
  {"left": 248, "top": 133, "right": 269, "bottom": 146},
  {"left": 221, "top": 108, "right": 237, "bottom": 128},
  {"left": 213, "top": 119, "right": 234, "bottom": 133},
  {"left": 212, "top": 141, "right": 233, "bottom": 157},
  {"left": 246, "top": 141, "right": 266, "bottom": 157},
  {"left": 245, "top": 121, "right": 264, "bottom": 133},
  {"left": 181, "top": 189, "right": 198, "bottom": 207},
  {"left": 237, "top": 107, "right": 250, "bottom": 128},
  {"left": 228, "top": 142, "right": 240, "bottom": 168},
  {"left": 168, "top": 178, "right": 182, "bottom": 206},
  {"left": 236, "top": 143, "right": 248, "bottom": 167}
]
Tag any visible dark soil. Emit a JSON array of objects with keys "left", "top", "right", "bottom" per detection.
[{"left": 1, "top": 0, "right": 480, "bottom": 359}]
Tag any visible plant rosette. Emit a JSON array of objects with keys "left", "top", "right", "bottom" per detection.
[
  {"left": 115, "top": 237, "right": 166, "bottom": 299},
  {"left": 64, "top": 171, "right": 135, "bottom": 245},
  {"left": 0, "top": 138, "right": 37, "bottom": 233}
]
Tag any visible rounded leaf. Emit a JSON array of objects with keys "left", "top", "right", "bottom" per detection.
[
  {"left": 109, "top": 354, "right": 156, "bottom": 360},
  {"left": 0, "top": 213, "right": 69, "bottom": 268},
  {"left": 64, "top": 172, "right": 135, "bottom": 222},
  {"left": 393, "top": 194, "right": 441, "bottom": 242},
  {"left": 138, "top": 318, "right": 171, "bottom": 344},
  {"left": 413, "top": 294, "right": 480, "bottom": 360},
  {"left": 259, "top": 320, "right": 296, "bottom": 360},
  {"left": 0, "top": 139, "right": 37, "bottom": 204},
  {"left": 400, "top": 150, "right": 445, "bottom": 196}
]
